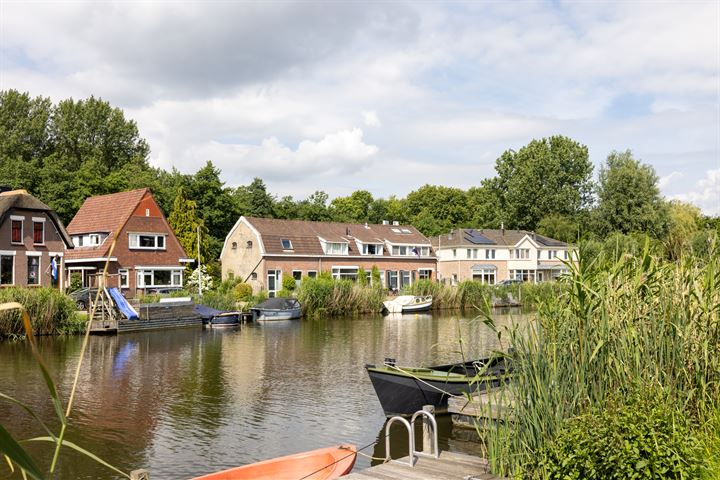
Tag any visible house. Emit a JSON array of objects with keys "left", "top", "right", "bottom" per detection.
[
  {"left": 63, "top": 188, "right": 194, "bottom": 295},
  {"left": 221, "top": 217, "right": 437, "bottom": 296},
  {"left": 0, "top": 188, "right": 73, "bottom": 288},
  {"left": 431, "top": 228, "right": 574, "bottom": 285}
]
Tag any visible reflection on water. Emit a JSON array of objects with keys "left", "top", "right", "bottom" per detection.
[{"left": 0, "top": 309, "right": 527, "bottom": 479}]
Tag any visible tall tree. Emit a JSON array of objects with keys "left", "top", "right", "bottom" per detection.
[
  {"left": 330, "top": 190, "right": 374, "bottom": 223},
  {"left": 235, "top": 177, "right": 274, "bottom": 218},
  {"left": 297, "top": 191, "right": 331, "bottom": 221},
  {"left": 665, "top": 200, "right": 701, "bottom": 260},
  {"left": 467, "top": 182, "right": 502, "bottom": 228},
  {"left": 168, "top": 186, "right": 210, "bottom": 265},
  {"left": 595, "top": 150, "right": 670, "bottom": 237},
  {"left": 493, "top": 136, "right": 593, "bottom": 230},
  {"left": 405, "top": 185, "right": 470, "bottom": 236}
]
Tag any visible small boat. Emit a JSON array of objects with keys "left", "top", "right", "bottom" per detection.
[
  {"left": 365, "top": 356, "right": 512, "bottom": 417},
  {"left": 382, "top": 295, "right": 433, "bottom": 314},
  {"left": 209, "top": 311, "right": 241, "bottom": 327},
  {"left": 190, "top": 444, "right": 357, "bottom": 480},
  {"left": 250, "top": 297, "right": 302, "bottom": 322}
]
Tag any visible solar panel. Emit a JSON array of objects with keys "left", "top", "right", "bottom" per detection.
[{"left": 463, "top": 229, "right": 495, "bottom": 245}]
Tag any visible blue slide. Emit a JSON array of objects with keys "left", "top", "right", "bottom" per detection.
[{"left": 107, "top": 287, "right": 139, "bottom": 320}]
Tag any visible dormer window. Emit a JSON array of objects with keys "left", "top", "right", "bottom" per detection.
[
  {"left": 129, "top": 233, "right": 167, "bottom": 250},
  {"left": 281, "top": 239, "right": 293, "bottom": 250},
  {"left": 361, "top": 243, "right": 383, "bottom": 255},
  {"left": 324, "top": 242, "right": 348, "bottom": 255}
]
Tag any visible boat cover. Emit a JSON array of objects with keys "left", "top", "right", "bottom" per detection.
[
  {"left": 253, "top": 297, "right": 300, "bottom": 310},
  {"left": 107, "top": 287, "right": 139, "bottom": 320},
  {"left": 194, "top": 304, "right": 223, "bottom": 320}
]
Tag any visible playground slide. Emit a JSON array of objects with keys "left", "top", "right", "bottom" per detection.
[{"left": 107, "top": 287, "right": 140, "bottom": 320}]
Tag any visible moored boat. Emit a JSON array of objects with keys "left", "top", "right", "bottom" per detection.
[
  {"left": 250, "top": 297, "right": 302, "bottom": 322},
  {"left": 209, "top": 311, "right": 241, "bottom": 327},
  {"left": 190, "top": 444, "right": 357, "bottom": 480},
  {"left": 365, "top": 356, "right": 512, "bottom": 417},
  {"left": 382, "top": 295, "right": 433, "bottom": 314}
]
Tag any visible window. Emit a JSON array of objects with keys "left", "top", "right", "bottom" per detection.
[
  {"left": 472, "top": 269, "right": 496, "bottom": 285},
  {"left": 332, "top": 267, "right": 358, "bottom": 280},
  {"left": 292, "top": 270, "right": 302, "bottom": 286},
  {"left": 452, "top": 249, "right": 457, "bottom": 259},
  {"left": 246, "top": 241, "right": 253, "bottom": 248},
  {"left": 418, "top": 269, "right": 432, "bottom": 280},
  {"left": 250, "top": 272, "right": 258, "bottom": 280},
  {"left": 400, "top": 228, "right": 412, "bottom": 234},
  {"left": 136, "top": 268, "right": 183, "bottom": 288},
  {"left": 119, "top": 269, "right": 129, "bottom": 288},
  {"left": 564, "top": 251, "right": 569, "bottom": 259},
  {"left": 0, "top": 255, "right": 14, "bottom": 285},
  {"left": 232, "top": 242, "right": 237, "bottom": 250},
  {"left": 172, "top": 270, "right": 182, "bottom": 286},
  {"left": 485, "top": 249, "right": 496, "bottom": 260},
  {"left": 391, "top": 228, "right": 401, "bottom": 233},
  {"left": 466, "top": 249, "right": 471, "bottom": 259},
  {"left": 11, "top": 220, "right": 22, "bottom": 244},
  {"left": 145, "top": 208, "right": 150, "bottom": 217},
  {"left": 129, "top": 233, "right": 166, "bottom": 250},
  {"left": 281, "top": 239, "right": 293, "bottom": 250},
  {"left": 466, "top": 249, "right": 478, "bottom": 259},
  {"left": 324, "top": 242, "right": 348, "bottom": 255},
  {"left": 400, "top": 270, "right": 411, "bottom": 288},
  {"left": 307, "top": 271, "right": 317, "bottom": 278},
  {"left": 267, "top": 270, "right": 281, "bottom": 297},
  {"left": 387, "top": 271, "right": 399, "bottom": 290},
  {"left": 362, "top": 243, "right": 382, "bottom": 255},
  {"left": 510, "top": 248, "right": 530, "bottom": 259},
  {"left": 510, "top": 269, "right": 536, "bottom": 283},
  {"left": 548, "top": 250, "right": 556, "bottom": 259},
  {"left": 33, "top": 222, "right": 44, "bottom": 245},
  {"left": 27, "top": 256, "right": 40, "bottom": 285}
]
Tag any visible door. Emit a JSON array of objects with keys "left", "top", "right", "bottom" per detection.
[{"left": 267, "top": 270, "right": 281, "bottom": 297}]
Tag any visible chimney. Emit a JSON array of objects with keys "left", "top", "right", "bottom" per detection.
[
  {"left": 382, "top": 220, "right": 389, "bottom": 225},
  {"left": 346, "top": 227, "right": 351, "bottom": 236},
  {"left": 392, "top": 220, "right": 399, "bottom": 226},
  {"left": 364, "top": 222, "right": 369, "bottom": 229},
  {"left": 501, "top": 222, "right": 505, "bottom": 235}
]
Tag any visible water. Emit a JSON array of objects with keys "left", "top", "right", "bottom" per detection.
[{"left": 0, "top": 310, "right": 525, "bottom": 479}]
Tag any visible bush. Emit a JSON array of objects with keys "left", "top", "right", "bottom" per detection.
[
  {"left": 233, "top": 282, "right": 253, "bottom": 300},
  {"left": 296, "top": 276, "right": 384, "bottom": 316},
  {"left": 357, "top": 267, "right": 368, "bottom": 287},
  {"left": 539, "top": 390, "right": 706, "bottom": 479},
  {"left": 282, "top": 274, "right": 297, "bottom": 292},
  {"left": 0, "top": 287, "right": 79, "bottom": 336}
]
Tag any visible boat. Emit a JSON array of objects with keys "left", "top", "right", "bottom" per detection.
[
  {"left": 190, "top": 444, "right": 357, "bottom": 480},
  {"left": 250, "top": 297, "right": 302, "bottom": 322},
  {"left": 365, "top": 356, "right": 512, "bottom": 417},
  {"left": 382, "top": 295, "right": 433, "bottom": 314},
  {"left": 209, "top": 311, "right": 241, "bottom": 327}
]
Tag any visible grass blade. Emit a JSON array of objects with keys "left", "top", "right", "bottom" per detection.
[{"left": 0, "top": 425, "right": 44, "bottom": 480}]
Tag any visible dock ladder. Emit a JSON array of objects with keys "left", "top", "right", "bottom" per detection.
[
  {"left": 89, "top": 288, "right": 118, "bottom": 332},
  {"left": 384, "top": 406, "right": 439, "bottom": 467}
]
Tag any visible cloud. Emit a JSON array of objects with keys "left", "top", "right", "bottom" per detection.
[
  {"left": 659, "top": 171, "right": 684, "bottom": 190},
  {"left": 671, "top": 169, "right": 720, "bottom": 216},
  {"left": 363, "top": 111, "right": 381, "bottom": 127}
]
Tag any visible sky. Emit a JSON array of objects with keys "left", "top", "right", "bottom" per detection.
[{"left": 1, "top": 1, "right": 719, "bottom": 215}]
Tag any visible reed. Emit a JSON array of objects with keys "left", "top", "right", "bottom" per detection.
[
  {"left": 296, "top": 275, "right": 385, "bottom": 315},
  {"left": 481, "top": 240, "right": 720, "bottom": 478},
  {"left": 0, "top": 288, "right": 78, "bottom": 337}
]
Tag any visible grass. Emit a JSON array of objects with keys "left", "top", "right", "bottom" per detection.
[
  {"left": 0, "top": 288, "right": 79, "bottom": 337},
  {"left": 480, "top": 241, "right": 720, "bottom": 478},
  {"left": 295, "top": 274, "right": 385, "bottom": 316}
]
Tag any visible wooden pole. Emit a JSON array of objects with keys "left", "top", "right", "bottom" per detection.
[
  {"left": 197, "top": 225, "right": 202, "bottom": 297},
  {"left": 422, "top": 404, "right": 435, "bottom": 455}
]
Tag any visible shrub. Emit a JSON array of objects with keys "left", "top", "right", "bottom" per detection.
[
  {"left": 0, "top": 287, "right": 78, "bottom": 336},
  {"left": 282, "top": 273, "right": 297, "bottom": 292},
  {"left": 371, "top": 265, "right": 381, "bottom": 286},
  {"left": 357, "top": 267, "right": 368, "bottom": 287},
  {"left": 233, "top": 282, "right": 253, "bottom": 300},
  {"left": 538, "top": 390, "right": 706, "bottom": 479},
  {"left": 296, "top": 276, "right": 384, "bottom": 316}
]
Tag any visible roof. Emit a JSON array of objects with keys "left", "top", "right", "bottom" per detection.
[
  {"left": 65, "top": 188, "right": 149, "bottom": 259},
  {"left": 229, "top": 217, "right": 432, "bottom": 257},
  {"left": 0, "top": 189, "right": 73, "bottom": 247},
  {"left": 430, "top": 228, "right": 568, "bottom": 248}
]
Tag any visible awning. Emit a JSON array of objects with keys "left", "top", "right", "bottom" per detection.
[
  {"left": 471, "top": 264, "right": 497, "bottom": 271},
  {"left": 538, "top": 263, "right": 567, "bottom": 270}
]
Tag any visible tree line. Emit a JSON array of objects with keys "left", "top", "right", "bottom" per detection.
[{"left": 1, "top": 89, "right": 717, "bottom": 271}]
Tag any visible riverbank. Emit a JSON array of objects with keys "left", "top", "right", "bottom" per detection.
[{"left": 0, "top": 287, "right": 84, "bottom": 337}]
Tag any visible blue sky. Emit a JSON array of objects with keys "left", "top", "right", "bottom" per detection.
[{"left": 1, "top": 0, "right": 718, "bottom": 214}]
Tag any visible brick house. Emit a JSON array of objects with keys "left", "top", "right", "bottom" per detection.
[
  {"left": 431, "top": 228, "right": 574, "bottom": 285},
  {"left": 221, "top": 216, "right": 437, "bottom": 296},
  {"left": 0, "top": 188, "right": 73, "bottom": 288},
  {"left": 63, "top": 188, "right": 194, "bottom": 296}
]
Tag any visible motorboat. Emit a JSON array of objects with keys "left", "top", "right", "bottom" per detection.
[
  {"left": 382, "top": 295, "right": 432, "bottom": 314},
  {"left": 209, "top": 311, "right": 241, "bottom": 327},
  {"left": 190, "top": 444, "right": 357, "bottom": 480},
  {"left": 250, "top": 297, "right": 302, "bottom": 322}
]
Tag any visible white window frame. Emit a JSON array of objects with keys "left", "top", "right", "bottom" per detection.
[
  {"left": 119, "top": 269, "right": 129, "bottom": 288},
  {"left": 324, "top": 242, "right": 348, "bottom": 255},
  {"left": 418, "top": 269, "right": 432, "bottom": 280},
  {"left": 10, "top": 217, "right": 23, "bottom": 245},
  {"left": 281, "top": 239, "right": 293, "bottom": 250},
  {"left": 32, "top": 218, "right": 45, "bottom": 246},
  {"left": 27, "top": 254, "right": 41, "bottom": 285},
  {"left": 331, "top": 266, "right": 359, "bottom": 280},
  {"left": 307, "top": 270, "right": 317, "bottom": 278},
  {"left": 129, "top": 233, "right": 167, "bottom": 250},
  {"left": 136, "top": 267, "right": 183, "bottom": 288},
  {"left": 362, "top": 243, "right": 383, "bottom": 255},
  {"left": 485, "top": 249, "right": 496, "bottom": 259},
  {"left": 0, "top": 252, "right": 15, "bottom": 286}
]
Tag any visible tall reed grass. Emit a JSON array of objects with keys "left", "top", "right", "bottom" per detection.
[
  {"left": 0, "top": 288, "right": 79, "bottom": 337},
  {"left": 482, "top": 241, "right": 720, "bottom": 478},
  {"left": 295, "top": 274, "right": 385, "bottom": 316}
]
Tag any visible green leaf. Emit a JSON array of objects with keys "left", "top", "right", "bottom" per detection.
[
  {"left": 0, "top": 425, "right": 44, "bottom": 480},
  {"left": 25, "top": 437, "right": 130, "bottom": 479}
]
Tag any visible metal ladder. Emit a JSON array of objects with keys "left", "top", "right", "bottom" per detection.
[{"left": 384, "top": 408, "right": 439, "bottom": 467}]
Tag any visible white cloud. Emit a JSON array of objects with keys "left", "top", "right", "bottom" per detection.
[
  {"left": 659, "top": 171, "right": 684, "bottom": 190},
  {"left": 671, "top": 169, "right": 720, "bottom": 216},
  {"left": 363, "top": 111, "right": 381, "bottom": 127}
]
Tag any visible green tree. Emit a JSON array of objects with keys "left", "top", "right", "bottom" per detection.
[
  {"left": 357, "top": 267, "right": 368, "bottom": 287},
  {"left": 235, "top": 177, "right": 274, "bottom": 218},
  {"left": 330, "top": 190, "right": 374, "bottom": 223},
  {"left": 467, "top": 182, "right": 502, "bottom": 228},
  {"left": 595, "top": 150, "right": 670, "bottom": 237},
  {"left": 273, "top": 195, "right": 299, "bottom": 219},
  {"left": 168, "top": 186, "right": 210, "bottom": 265},
  {"left": 297, "top": 191, "right": 331, "bottom": 221},
  {"left": 665, "top": 200, "right": 701, "bottom": 260},
  {"left": 537, "top": 214, "right": 579, "bottom": 243},
  {"left": 493, "top": 136, "right": 593, "bottom": 230},
  {"left": 405, "top": 185, "right": 470, "bottom": 236}
]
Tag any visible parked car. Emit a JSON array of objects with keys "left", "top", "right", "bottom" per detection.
[
  {"left": 497, "top": 279, "right": 523, "bottom": 286},
  {"left": 68, "top": 287, "right": 98, "bottom": 310}
]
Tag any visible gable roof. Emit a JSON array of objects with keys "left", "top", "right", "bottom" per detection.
[
  {"left": 223, "top": 216, "right": 432, "bottom": 257},
  {"left": 65, "top": 188, "right": 150, "bottom": 259},
  {"left": 0, "top": 189, "right": 73, "bottom": 247},
  {"left": 431, "top": 228, "right": 568, "bottom": 248}
]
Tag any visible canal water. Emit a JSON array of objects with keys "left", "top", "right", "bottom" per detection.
[{"left": 0, "top": 310, "right": 525, "bottom": 479}]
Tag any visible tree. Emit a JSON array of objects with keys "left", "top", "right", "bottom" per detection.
[
  {"left": 297, "top": 191, "right": 331, "bottom": 221},
  {"left": 330, "top": 190, "right": 374, "bottom": 223},
  {"left": 273, "top": 195, "right": 299, "bottom": 219},
  {"left": 595, "top": 150, "right": 670, "bottom": 237},
  {"left": 493, "top": 136, "right": 594, "bottom": 230},
  {"left": 235, "top": 177, "right": 274, "bottom": 218},
  {"left": 405, "top": 185, "right": 470, "bottom": 236},
  {"left": 665, "top": 200, "right": 701, "bottom": 260},
  {"left": 537, "top": 214, "right": 579, "bottom": 243},
  {"left": 467, "top": 182, "right": 502, "bottom": 228},
  {"left": 168, "top": 186, "right": 210, "bottom": 265}
]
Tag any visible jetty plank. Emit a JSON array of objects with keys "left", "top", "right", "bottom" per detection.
[
  {"left": 344, "top": 451, "right": 508, "bottom": 480},
  {"left": 448, "top": 388, "right": 515, "bottom": 428}
]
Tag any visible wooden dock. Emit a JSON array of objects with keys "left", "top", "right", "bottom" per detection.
[
  {"left": 448, "top": 388, "right": 515, "bottom": 429},
  {"left": 344, "top": 451, "right": 506, "bottom": 479}
]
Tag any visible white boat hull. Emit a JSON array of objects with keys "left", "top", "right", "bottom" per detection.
[{"left": 383, "top": 295, "right": 433, "bottom": 314}]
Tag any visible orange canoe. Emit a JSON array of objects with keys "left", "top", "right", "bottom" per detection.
[{"left": 191, "top": 444, "right": 357, "bottom": 480}]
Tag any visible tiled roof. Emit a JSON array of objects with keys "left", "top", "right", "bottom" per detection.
[
  {"left": 243, "top": 217, "right": 432, "bottom": 256},
  {"left": 65, "top": 188, "right": 149, "bottom": 259},
  {"left": 430, "top": 228, "right": 568, "bottom": 248},
  {"left": 0, "top": 189, "right": 73, "bottom": 247}
]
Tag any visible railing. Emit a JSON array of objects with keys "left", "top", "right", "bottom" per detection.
[{"left": 384, "top": 405, "right": 439, "bottom": 467}]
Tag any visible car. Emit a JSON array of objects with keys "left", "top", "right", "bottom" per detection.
[
  {"left": 497, "top": 279, "right": 523, "bottom": 286},
  {"left": 68, "top": 287, "right": 98, "bottom": 310}
]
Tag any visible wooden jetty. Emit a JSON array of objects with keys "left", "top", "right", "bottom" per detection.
[
  {"left": 448, "top": 388, "right": 515, "bottom": 429},
  {"left": 344, "top": 450, "right": 506, "bottom": 480}
]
